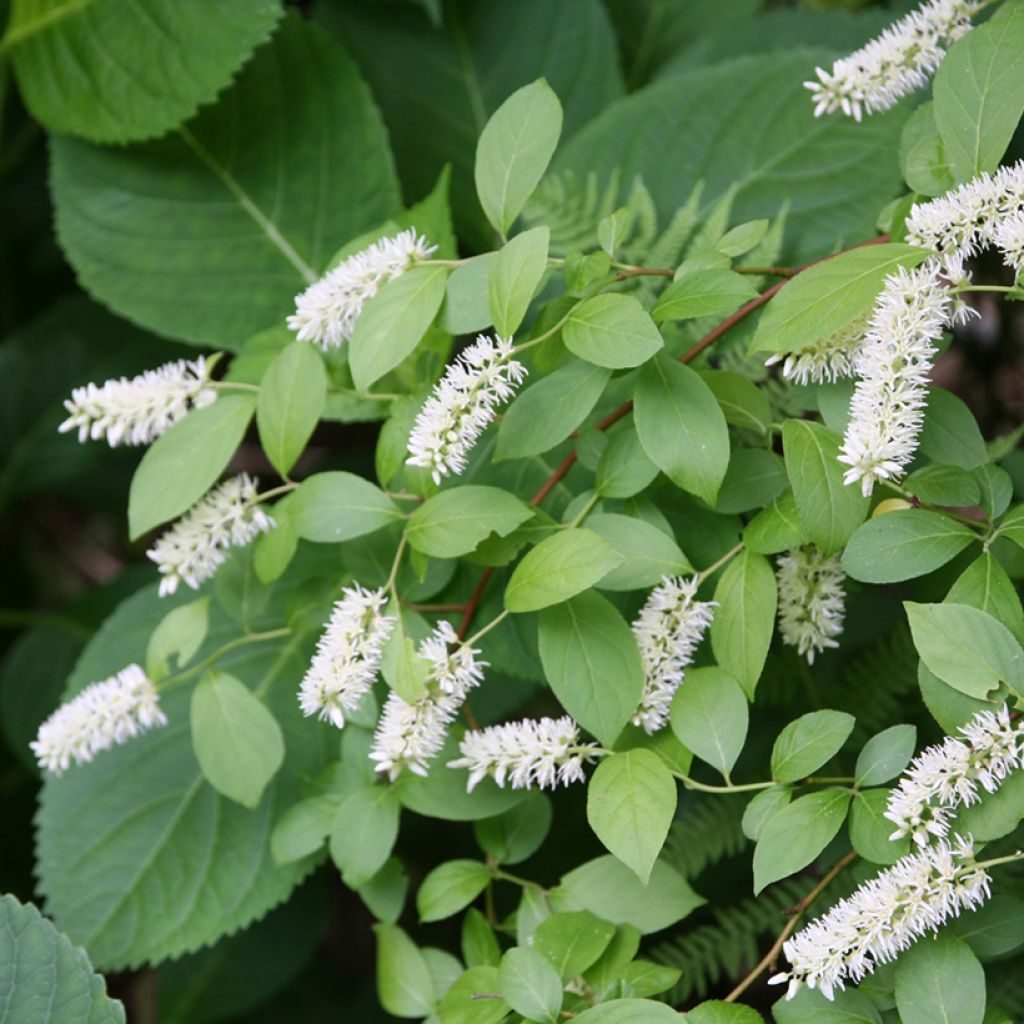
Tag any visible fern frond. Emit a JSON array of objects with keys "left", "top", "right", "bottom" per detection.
[
  {"left": 662, "top": 793, "right": 747, "bottom": 880},
  {"left": 834, "top": 627, "right": 919, "bottom": 740},
  {"left": 522, "top": 169, "right": 624, "bottom": 256},
  {"left": 650, "top": 878, "right": 806, "bottom": 1003}
]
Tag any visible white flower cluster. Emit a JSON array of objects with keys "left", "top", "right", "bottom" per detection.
[
  {"left": 838, "top": 263, "right": 953, "bottom": 496},
  {"left": 776, "top": 547, "right": 846, "bottom": 664},
  {"left": 886, "top": 705, "right": 1024, "bottom": 847},
  {"left": 370, "top": 621, "right": 485, "bottom": 780},
  {"left": 771, "top": 835, "right": 990, "bottom": 1000},
  {"left": 31, "top": 664, "right": 167, "bottom": 774},
  {"left": 147, "top": 474, "right": 274, "bottom": 596},
  {"left": 804, "top": 0, "right": 982, "bottom": 120},
  {"left": 287, "top": 229, "right": 436, "bottom": 349},
  {"left": 298, "top": 585, "right": 394, "bottom": 728},
  {"left": 406, "top": 335, "right": 527, "bottom": 484},
  {"left": 448, "top": 715, "right": 599, "bottom": 792},
  {"left": 994, "top": 212, "right": 1024, "bottom": 278},
  {"left": 905, "top": 161, "right": 1024, "bottom": 268},
  {"left": 765, "top": 318, "right": 866, "bottom": 386},
  {"left": 59, "top": 357, "right": 216, "bottom": 447},
  {"left": 631, "top": 576, "right": 716, "bottom": 734}
]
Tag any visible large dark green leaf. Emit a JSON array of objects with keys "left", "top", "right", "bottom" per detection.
[
  {"left": 36, "top": 586, "right": 332, "bottom": 969},
  {"left": 5, "top": 0, "right": 281, "bottom": 143},
  {"left": 317, "top": 0, "right": 623, "bottom": 245},
  {"left": 51, "top": 16, "right": 401, "bottom": 348}
]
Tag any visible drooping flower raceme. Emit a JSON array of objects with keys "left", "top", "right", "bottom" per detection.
[
  {"left": 905, "top": 160, "right": 1024, "bottom": 266},
  {"left": 994, "top": 211, "right": 1024, "bottom": 279},
  {"left": 147, "top": 474, "right": 274, "bottom": 596},
  {"left": 406, "top": 335, "right": 527, "bottom": 484},
  {"left": 804, "top": 0, "right": 982, "bottom": 121},
  {"left": 369, "top": 621, "right": 485, "bottom": 780},
  {"left": 298, "top": 585, "right": 394, "bottom": 728},
  {"left": 886, "top": 705, "right": 1024, "bottom": 847},
  {"left": 776, "top": 547, "right": 846, "bottom": 664},
  {"left": 31, "top": 664, "right": 167, "bottom": 774},
  {"left": 59, "top": 356, "right": 216, "bottom": 447},
  {"left": 838, "top": 262, "right": 953, "bottom": 496},
  {"left": 448, "top": 716, "right": 599, "bottom": 792},
  {"left": 630, "top": 576, "right": 716, "bottom": 734},
  {"left": 770, "top": 835, "right": 990, "bottom": 1001},
  {"left": 287, "top": 228, "right": 437, "bottom": 349},
  {"left": 764, "top": 318, "right": 866, "bottom": 386}
]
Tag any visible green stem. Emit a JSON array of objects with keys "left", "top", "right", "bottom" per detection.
[
  {"left": 331, "top": 386, "right": 402, "bottom": 402},
  {"left": 210, "top": 380, "right": 260, "bottom": 394},
  {"left": 675, "top": 773, "right": 776, "bottom": 794},
  {"left": 953, "top": 284, "right": 1024, "bottom": 297},
  {"left": 975, "top": 851, "right": 1024, "bottom": 871},
  {"left": 565, "top": 491, "right": 600, "bottom": 529},
  {"left": 493, "top": 867, "right": 547, "bottom": 893},
  {"left": 463, "top": 608, "right": 510, "bottom": 648},
  {"left": 695, "top": 541, "right": 744, "bottom": 585},
  {"left": 255, "top": 481, "right": 299, "bottom": 504},
  {"left": 158, "top": 627, "right": 292, "bottom": 691},
  {"left": 385, "top": 533, "right": 409, "bottom": 596}
]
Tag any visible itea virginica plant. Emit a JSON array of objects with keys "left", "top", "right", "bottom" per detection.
[{"left": 10, "top": 1, "right": 1024, "bottom": 1021}]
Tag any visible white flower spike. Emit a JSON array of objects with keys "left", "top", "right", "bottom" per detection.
[
  {"left": 805, "top": 0, "right": 983, "bottom": 121},
  {"left": 770, "top": 835, "right": 990, "bottom": 1000},
  {"left": 406, "top": 335, "right": 527, "bottom": 484},
  {"left": 31, "top": 664, "right": 167, "bottom": 774},
  {"left": 886, "top": 705, "right": 1024, "bottom": 847},
  {"left": 147, "top": 474, "right": 274, "bottom": 596},
  {"left": 369, "top": 621, "right": 486, "bottom": 780},
  {"left": 630, "top": 575, "right": 716, "bottom": 734},
  {"left": 764, "top": 318, "right": 866, "bottom": 386},
  {"left": 287, "top": 228, "right": 436, "bottom": 349},
  {"left": 448, "top": 716, "right": 599, "bottom": 792},
  {"left": 776, "top": 547, "right": 846, "bottom": 664},
  {"left": 298, "top": 585, "right": 394, "bottom": 728},
  {"left": 59, "top": 356, "right": 216, "bottom": 447},
  {"left": 838, "top": 262, "right": 953, "bottom": 496}
]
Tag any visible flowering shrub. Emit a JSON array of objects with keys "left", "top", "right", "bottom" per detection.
[{"left": 3, "top": 1, "right": 1024, "bottom": 1022}]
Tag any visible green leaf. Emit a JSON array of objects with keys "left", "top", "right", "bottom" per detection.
[
  {"left": 256, "top": 343, "right": 327, "bottom": 478},
  {"left": 462, "top": 908, "right": 502, "bottom": 969},
  {"left": 443, "top": 254, "right": 496, "bottom": 334},
  {"left": 554, "top": 856, "right": 704, "bottom": 935},
  {"left": 0, "top": 893, "right": 125, "bottom": 1023},
  {"left": 438, "top": 965, "right": 509, "bottom": 1024},
  {"left": 191, "top": 671, "right": 285, "bottom": 809},
  {"left": 417, "top": 860, "right": 492, "bottom": 923},
  {"left": 947, "top": 553, "right": 1024, "bottom": 644},
  {"left": 899, "top": 101, "right": 956, "bottom": 197},
  {"left": 918, "top": 661, "right": 994, "bottom": 735},
  {"left": 933, "top": 1, "right": 1024, "bottom": 182},
  {"left": 409, "top": 486, "right": 533, "bottom": 558},
  {"left": 253, "top": 501, "right": 299, "bottom": 585},
  {"left": 688, "top": 1002, "right": 765, "bottom": 1024},
  {"left": 496, "top": 358, "right": 611, "bottom": 462},
  {"left": 974, "top": 464, "right": 1013, "bottom": 520},
  {"left": 505, "top": 529, "right": 624, "bottom": 613},
  {"left": 670, "top": 666, "right": 749, "bottom": 779},
  {"left": 329, "top": 784, "right": 401, "bottom": 888},
  {"left": 375, "top": 923, "right": 435, "bottom": 1019},
  {"left": 270, "top": 794, "right": 339, "bottom": 865},
  {"left": 349, "top": 266, "right": 449, "bottom": 391},
  {"left": 782, "top": 420, "right": 870, "bottom": 556},
  {"left": 849, "top": 787, "right": 910, "bottom": 866},
  {"left": 774, "top": 988, "right": 882, "bottom": 1023},
  {"left": 841, "top": 510, "right": 976, "bottom": 584},
  {"left": 951, "top": 894, "right": 1024, "bottom": 960},
  {"left": 474, "top": 793, "right": 552, "bottom": 866},
  {"left": 475, "top": 79, "right": 563, "bottom": 236},
  {"left": 490, "top": 227, "right": 550, "bottom": 337},
  {"left": 905, "top": 601, "right": 1024, "bottom": 699},
  {"left": 50, "top": 18, "right": 401, "bottom": 348},
  {"left": 855, "top": 724, "right": 917, "bottom": 786},
  {"left": 698, "top": 370, "right": 773, "bottom": 436},
  {"left": 742, "top": 787, "right": 792, "bottom": 842},
  {"left": 743, "top": 490, "right": 811, "bottom": 555},
  {"left": 573, "top": 1000, "right": 680, "bottom": 1024},
  {"left": 564, "top": 294, "right": 664, "bottom": 369},
  {"left": 894, "top": 935, "right": 985, "bottom": 1024},
  {"left": 771, "top": 710, "right": 855, "bottom": 783},
  {"left": 291, "top": 471, "right": 400, "bottom": 543},
  {"left": 533, "top": 912, "right": 616, "bottom": 983},
  {"left": 587, "top": 750, "right": 677, "bottom": 883},
  {"left": 146, "top": 597, "right": 210, "bottom": 682},
  {"left": 596, "top": 421, "right": 660, "bottom": 498},
  {"left": 586, "top": 513, "right": 692, "bottom": 591},
  {"left": 920, "top": 388, "right": 988, "bottom": 470},
  {"left": 905, "top": 464, "right": 981, "bottom": 508},
  {"left": 37, "top": 588, "right": 332, "bottom": 968},
  {"left": 635, "top": 353, "right": 730, "bottom": 505},
  {"left": 4, "top": 0, "right": 281, "bottom": 144},
  {"left": 715, "top": 449, "right": 787, "bottom": 515},
  {"left": 753, "top": 789, "right": 851, "bottom": 893},
  {"left": 537, "top": 590, "right": 645, "bottom": 747},
  {"left": 128, "top": 394, "right": 255, "bottom": 538},
  {"left": 652, "top": 269, "right": 758, "bottom": 322},
  {"left": 750, "top": 244, "right": 930, "bottom": 355},
  {"left": 958, "top": 770, "right": 1024, "bottom": 842},
  {"left": 359, "top": 859, "right": 409, "bottom": 926},
  {"left": 710, "top": 550, "right": 777, "bottom": 699},
  {"left": 499, "top": 948, "right": 563, "bottom": 1024},
  {"left": 999, "top": 503, "right": 1024, "bottom": 551}
]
